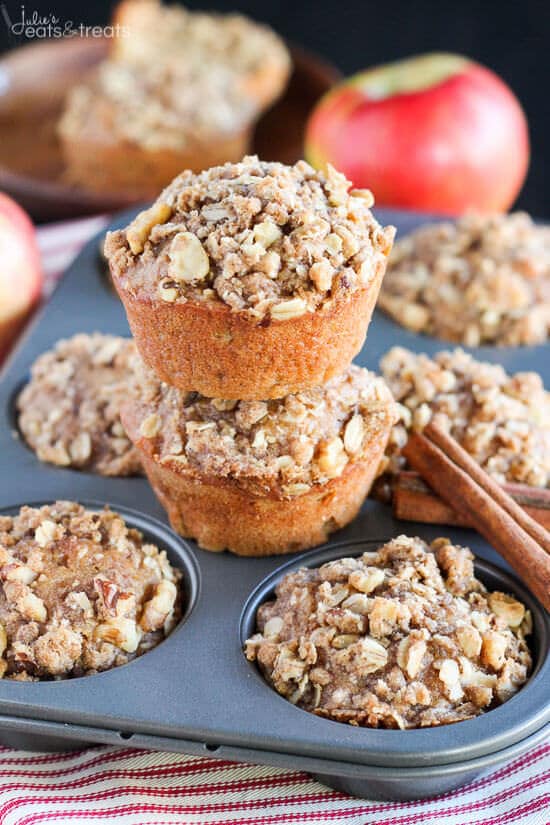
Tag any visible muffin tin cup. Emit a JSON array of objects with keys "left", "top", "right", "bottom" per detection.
[
  {"left": 0, "top": 499, "right": 201, "bottom": 628},
  {"left": 0, "top": 208, "right": 547, "bottom": 802},
  {"left": 240, "top": 541, "right": 550, "bottom": 768}
]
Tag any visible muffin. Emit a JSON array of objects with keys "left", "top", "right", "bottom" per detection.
[
  {"left": 58, "top": 1, "right": 290, "bottom": 199},
  {"left": 105, "top": 156, "right": 395, "bottom": 399},
  {"left": 245, "top": 535, "right": 532, "bottom": 728},
  {"left": 0, "top": 502, "right": 181, "bottom": 680},
  {"left": 17, "top": 333, "right": 141, "bottom": 477},
  {"left": 380, "top": 347, "right": 550, "bottom": 489},
  {"left": 120, "top": 358, "right": 397, "bottom": 556},
  {"left": 379, "top": 212, "right": 550, "bottom": 346}
]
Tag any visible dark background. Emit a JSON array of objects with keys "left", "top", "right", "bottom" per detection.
[{"left": 1, "top": 0, "right": 548, "bottom": 215}]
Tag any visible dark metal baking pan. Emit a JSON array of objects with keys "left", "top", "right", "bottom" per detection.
[{"left": 0, "top": 208, "right": 547, "bottom": 802}]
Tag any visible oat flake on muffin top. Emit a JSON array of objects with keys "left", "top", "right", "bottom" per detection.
[
  {"left": 104, "top": 156, "right": 395, "bottom": 320},
  {"left": 379, "top": 212, "right": 550, "bottom": 346}
]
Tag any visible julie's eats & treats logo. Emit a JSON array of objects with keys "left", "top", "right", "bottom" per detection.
[{"left": 1, "top": 3, "right": 129, "bottom": 39}]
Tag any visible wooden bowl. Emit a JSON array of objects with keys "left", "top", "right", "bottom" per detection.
[{"left": 0, "top": 37, "right": 340, "bottom": 222}]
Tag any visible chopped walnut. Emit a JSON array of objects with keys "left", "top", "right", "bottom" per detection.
[
  {"left": 127, "top": 203, "right": 172, "bottom": 255},
  {"left": 488, "top": 592, "right": 526, "bottom": 627},
  {"left": 348, "top": 568, "right": 384, "bottom": 594},
  {"left": 140, "top": 414, "right": 162, "bottom": 439},
  {"left": 245, "top": 535, "right": 532, "bottom": 729},
  {"left": 379, "top": 212, "right": 550, "bottom": 346},
  {"left": 34, "top": 520, "right": 58, "bottom": 548},
  {"left": 104, "top": 156, "right": 395, "bottom": 320},
  {"left": 96, "top": 618, "right": 142, "bottom": 653},
  {"left": 140, "top": 580, "right": 178, "bottom": 632},
  {"left": 456, "top": 625, "right": 482, "bottom": 658},
  {"left": 167, "top": 232, "right": 210, "bottom": 283},
  {"left": 0, "top": 502, "right": 182, "bottom": 680},
  {"left": 481, "top": 631, "right": 509, "bottom": 671}
]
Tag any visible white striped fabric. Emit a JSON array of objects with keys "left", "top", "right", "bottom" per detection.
[{"left": 0, "top": 743, "right": 547, "bottom": 825}]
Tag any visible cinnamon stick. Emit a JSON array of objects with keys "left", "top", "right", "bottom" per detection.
[
  {"left": 424, "top": 422, "right": 550, "bottom": 555},
  {"left": 403, "top": 424, "right": 550, "bottom": 611},
  {"left": 393, "top": 473, "right": 550, "bottom": 531}
]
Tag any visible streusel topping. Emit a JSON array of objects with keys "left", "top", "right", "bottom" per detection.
[
  {"left": 0, "top": 502, "right": 181, "bottom": 680},
  {"left": 17, "top": 333, "right": 141, "bottom": 477},
  {"left": 128, "top": 358, "right": 396, "bottom": 497},
  {"left": 245, "top": 536, "right": 532, "bottom": 729},
  {"left": 60, "top": 4, "right": 290, "bottom": 149},
  {"left": 105, "top": 157, "right": 395, "bottom": 320},
  {"left": 381, "top": 347, "right": 550, "bottom": 488},
  {"left": 379, "top": 212, "right": 550, "bottom": 346}
]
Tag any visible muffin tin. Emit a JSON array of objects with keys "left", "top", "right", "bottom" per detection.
[{"left": 0, "top": 208, "right": 548, "bottom": 801}]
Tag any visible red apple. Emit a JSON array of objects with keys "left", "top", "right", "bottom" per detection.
[
  {"left": 305, "top": 53, "right": 529, "bottom": 214},
  {"left": 0, "top": 193, "right": 42, "bottom": 362}
]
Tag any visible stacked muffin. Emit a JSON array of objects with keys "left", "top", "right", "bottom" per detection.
[{"left": 105, "top": 156, "right": 397, "bottom": 555}]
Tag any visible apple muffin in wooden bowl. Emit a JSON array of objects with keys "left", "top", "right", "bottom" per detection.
[
  {"left": 58, "top": 0, "right": 291, "bottom": 200},
  {"left": 58, "top": 0, "right": 291, "bottom": 199}
]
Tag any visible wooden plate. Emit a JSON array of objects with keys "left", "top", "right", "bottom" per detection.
[{"left": 0, "top": 38, "right": 339, "bottom": 222}]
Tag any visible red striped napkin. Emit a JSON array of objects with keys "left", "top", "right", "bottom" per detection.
[
  {"left": 0, "top": 216, "right": 546, "bottom": 825},
  {"left": 0, "top": 744, "right": 547, "bottom": 824},
  {"left": 37, "top": 214, "right": 109, "bottom": 293}
]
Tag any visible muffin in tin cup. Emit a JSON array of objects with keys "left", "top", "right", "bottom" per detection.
[
  {"left": 241, "top": 535, "right": 550, "bottom": 799},
  {"left": 0, "top": 501, "right": 185, "bottom": 681},
  {"left": 17, "top": 333, "right": 142, "bottom": 477},
  {"left": 379, "top": 212, "right": 550, "bottom": 347}
]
